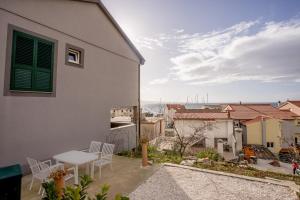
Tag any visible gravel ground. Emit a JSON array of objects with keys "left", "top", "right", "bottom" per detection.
[{"left": 129, "top": 166, "right": 297, "bottom": 200}]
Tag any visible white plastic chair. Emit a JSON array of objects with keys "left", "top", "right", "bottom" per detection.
[
  {"left": 89, "top": 141, "right": 102, "bottom": 154},
  {"left": 83, "top": 141, "right": 102, "bottom": 154},
  {"left": 27, "top": 157, "right": 75, "bottom": 195},
  {"left": 27, "top": 157, "right": 52, "bottom": 194},
  {"left": 94, "top": 143, "right": 115, "bottom": 178},
  {"left": 39, "top": 162, "right": 75, "bottom": 196}
]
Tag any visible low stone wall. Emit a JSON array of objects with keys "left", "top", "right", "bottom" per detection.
[{"left": 108, "top": 124, "right": 137, "bottom": 153}]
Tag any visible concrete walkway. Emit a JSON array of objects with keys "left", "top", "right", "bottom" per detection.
[
  {"left": 21, "top": 156, "right": 160, "bottom": 200},
  {"left": 249, "top": 159, "right": 293, "bottom": 175}
]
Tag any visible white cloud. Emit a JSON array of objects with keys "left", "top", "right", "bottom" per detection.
[
  {"left": 174, "top": 29, "right": 185, "bottom": 33},
  {"left": 149, "top": 78, "right": 169, "bottom": 85},
  {"left": 134, "top": 37, "right": 164, "bottom": 50},
  {"left": 169, "top": 19, "right": 300, "bottom": 85}
]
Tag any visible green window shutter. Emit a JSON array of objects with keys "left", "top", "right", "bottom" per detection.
[
  {"left": 15, "top": 35, "right": 34, "bottom": 66},
  {"left": 35, "top": 41, "right": 54, "bottom": 91},
  {"left": 11, "top": 32, "right": 35, "bottom": 90},
  {"left": 10, "top": 31, "right": 54, "bottom": 92}
]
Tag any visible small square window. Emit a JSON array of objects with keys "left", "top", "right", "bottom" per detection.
[
  {"left": 267, "top": 142, "right": 274, "bottom": 148},
  {"left": 68, "top": 49, "right": 80, "bottom": 64},
  {"left": 65, "top": 44, "right": 84, "bottom": 68}
]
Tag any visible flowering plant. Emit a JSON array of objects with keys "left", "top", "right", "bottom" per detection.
[{"left": 49, "top": 169, "right": 67, "bottom": 180}]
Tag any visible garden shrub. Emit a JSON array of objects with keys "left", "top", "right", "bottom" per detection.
[{"left": 196, "top": 148, "right": 220, "bottom": 161}]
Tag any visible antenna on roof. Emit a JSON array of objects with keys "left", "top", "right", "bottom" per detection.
[{"left": 206, "top": 93, "right": 208, "bottom": 104}]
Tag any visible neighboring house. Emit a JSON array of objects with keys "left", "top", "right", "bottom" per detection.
[
  {"left": 173, "top": 112, "right": 243, "bottom": 154},
  {"left": 224, "top": 103, "right": 300, "bottom": 153},
  {"left": 279, "top": 100, "right": 300, "bottom": 116},
  {"left": 163, "top": 103, "right": 221, "bottom": 128},
  {"left": 223, "top": 103, "right": 298, "bottom": 144},
  {"left": 164, "top": 104, "right": 185, "bottom": 127},
  {"left": 0, "top": 0, "right": 145, "bottom": 168},
  {"left": 244, "top": 115, "right": 300, "bottom": 153},
  {"left": 111, "top": 107, "right": 134, "bottom": 118},
  {"left": 141, "top": 117, "right": 165, "bottom": 141}
]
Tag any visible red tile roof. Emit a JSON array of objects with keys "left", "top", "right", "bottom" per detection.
[
  {"left": 174, "top": 112, "right": 229, "bottom": 120},
  {"left": 227, "top": 104, "right": 297, "bottom": 120},
  {"left": 242, "top": 115, "right": 271, "bottom": 125},
  {"left": 176, "top": 108, "right": 222, "bottom": 113},
  {"left": 288, "top": 101, "right": 300, "bottom": 107},
  {"left": 166, "top": 104, "right": 185, "bottom": 111}
]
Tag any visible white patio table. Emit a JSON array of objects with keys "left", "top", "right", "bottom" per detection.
[{"left": 53, "top": 150, "right": 98, "bottom": 184}]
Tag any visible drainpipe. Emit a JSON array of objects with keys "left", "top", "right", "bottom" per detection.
[
  {"left": 137, "top": 64, "right": 141, "bottom": 149},
  {"left": 261, "top": 117, "right": 266, "bottom": 146}
]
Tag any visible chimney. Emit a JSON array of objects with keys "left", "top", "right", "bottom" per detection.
[{"left": 227, "top": 111, "right": 230, "bottom": 118}]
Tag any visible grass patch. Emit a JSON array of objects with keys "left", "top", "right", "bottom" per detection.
[
  {"left": 118, "top": 145, "right": 182, "bottom": 164},
  {"left": 193, "top": 162, "right": 300, "bottom": 185},
  {"left": 148, "top": 150, "right": 182, "bottom": 164},
  {"left": 196, "top": 148, "right": 220, "bottom": 161}
]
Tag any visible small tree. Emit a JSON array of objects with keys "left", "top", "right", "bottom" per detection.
[{"left": 173, "top": 122, "right": 211, "bottom": 157}]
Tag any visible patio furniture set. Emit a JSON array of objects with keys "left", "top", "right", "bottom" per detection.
[{"left": 26, "top": 141, "right": 115, "bottom": 195}]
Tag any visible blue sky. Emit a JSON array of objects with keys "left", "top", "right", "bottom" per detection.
[{"left": 102, "top": 0, "right": 300, "bottom": 103}]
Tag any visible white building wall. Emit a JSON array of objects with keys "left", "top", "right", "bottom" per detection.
[
  {"left": 174, "top": 119, "right": 234, "bottom": 148},
  {"left": 164, "top": 108, "right": 176, "bottom": 127},
  {"left": 281, "top": 120, "right": 300, "bottom": 147}
]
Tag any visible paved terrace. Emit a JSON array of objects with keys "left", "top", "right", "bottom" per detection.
[{"left": 21, "top": 156, "right": 160, "bottom": 200}]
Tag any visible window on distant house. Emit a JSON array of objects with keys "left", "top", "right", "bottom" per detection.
[
  {"left": 10, "top": 30, "right": 54, "bottom": 92},
  {"left": 267, "top": 142, "right": 274, "bottom": 148},
  {"left": 65, "top": 44, "right": 84, "bottom": 68}
]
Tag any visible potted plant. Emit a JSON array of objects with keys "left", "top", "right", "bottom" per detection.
[{"left": 49, "top": 169, "right": 67, "bottom": 198}]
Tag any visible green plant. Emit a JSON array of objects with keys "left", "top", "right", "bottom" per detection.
[
  {"left": 63, "top": 175, "right": 92, "bottom": 200},
  {"left": 148, "top": 150, "right": 183, "bottom": 164},
  {"left": 42, "top": 181, "right": 58, "bottom": 200},
  {"left": 196, "top": 148, "right": 220, "bottom": 161},
  {"left": 42, "top": 175, "right": 129, "bottom": 200},
  {"left": 114, "top": 194, "right": 130, "bottom": 200},
  {"left": 90, "top": 184, "right": 109, "bottom": 200}
]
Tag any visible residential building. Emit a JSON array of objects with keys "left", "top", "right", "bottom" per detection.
[
  {"left": 174, "top": 112, "right": 243, "bottom": 154},
  {"left": 163, "top": 103, "right": 221, "bottom": 128},
  {"left": 223, "top": 103, "right": 297, "bottom": 143},
  {"left": 224, "top": 103, "right": 300, "bottom": 153},
  {"left": 141, "top": 117, "right": 165, "bottom": 141},
  {"left": 164, "top": 104, "right": 185, "bottom": 127},
  {"left": 279, "top": 100, "right": 300, "bottom": 116},
  {"left": 244, "top": 115, "right": 300, "bottom": 153},
  {"left": 0, "top": 0, "right": 145, "bottom": 168},
  {"left": 111, "top": 107, "right": 134, "bottom": 118}
]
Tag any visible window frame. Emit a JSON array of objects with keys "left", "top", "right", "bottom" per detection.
[
  {"left": 4, "top": 24, "right": 57, "bottom": 97},
  {"left": 10, "top": 31, "right": 54, "bottom": 92},
  {"left": 296, "top": 119, "right": 300, "bottom": 126},
  {"left": 65, "top": 43, "right": 84, "bottom": 68},
  {"left": 267, "top": 142, "right": 274, "bottom": 148}
]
